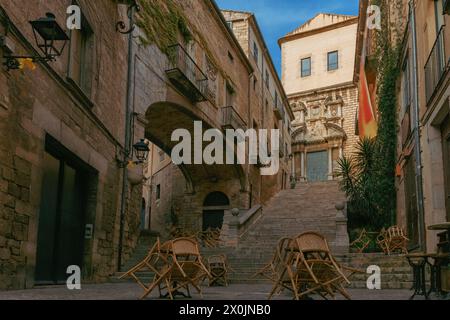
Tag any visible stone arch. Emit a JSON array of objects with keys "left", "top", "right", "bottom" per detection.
[
  {"left": 144, "top": 101, "right": 246, "bottom": 193},
  {"left": 324, "top": 122, "right": 347, "bottom": 140},
  {"left": 291, "top": 125, "right": 307, "bottom": 143},
  {"left": 203, "top": 191, "right": 230, "bottom": 207}
]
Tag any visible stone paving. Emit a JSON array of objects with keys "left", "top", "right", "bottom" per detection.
[{"left": 0, "top": 282, "right": 439, "bottom": 300}]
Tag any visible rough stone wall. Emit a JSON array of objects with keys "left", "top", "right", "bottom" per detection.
[{"left": 0, "top": 1, "right": 141, "bottom": 289}]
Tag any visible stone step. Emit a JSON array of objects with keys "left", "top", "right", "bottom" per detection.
[{"left": 113, "top": 182, "right": 416, "bottom": 290}]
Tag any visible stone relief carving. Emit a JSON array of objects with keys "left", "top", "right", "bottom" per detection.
[{"left": 291, "top": 97, "right": 346, "bottom": 145}]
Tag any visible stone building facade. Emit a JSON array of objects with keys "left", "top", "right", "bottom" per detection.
[
  {"left": 0, "top": 0, "right": 143, "bottom": 289},
  {"left": 221, "top": 10, "right": 294, "bottom": 204},
  {"left": 138, "top": 1, "right": 293, "bottom": 240},
  {"left": 356, "top": 0, "right": 450, "bottom": 252},
  {"left": 279, "top": 14, "right": 359, "bottom": 182}
]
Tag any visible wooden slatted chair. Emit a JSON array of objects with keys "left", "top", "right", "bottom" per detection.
[
  {"left": 377, "top": 226, "right": 409, "bottom": 255},
  {"left": 207, "top": 254, "right": 231, "bottom": 286},
  {"left": 292, "top": 232, "right": 352, "bottom": 300},
  {"left": 147, "top": 237, "right": 210, "bottom": 300},
  {"left": 254, "top": 237, "right": 294, "bottom": 283},
  {"left": 197, "top": 228, "right": 223, "bottom": 248},
  {"left": 266, "top": 237, "right": 299, "bottom": 299},
  {"left": 350, "top": 229, "right": 372, "bottom": 253},
  {"left": 119, "top": 238, "right": 166, "bottom": 290}
]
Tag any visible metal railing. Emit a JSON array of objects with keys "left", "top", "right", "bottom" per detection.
[
  {"left": 221, "top": 105, "right": 246, "bottom": 130},
  {"left": 425, "top": 26, "right": 448, "bottom": 105},
  {"left": 272, "top": 94, "right": 286, "bottom": 121},
  {"left": 166, "top": 44, "right": 208, "bottom": 101}
]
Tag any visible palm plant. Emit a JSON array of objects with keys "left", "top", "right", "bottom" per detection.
[{"left": 336, "top": 138, "right": 382, "bottom": 230}]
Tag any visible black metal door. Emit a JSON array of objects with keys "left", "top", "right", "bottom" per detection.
[{"left": 35, "top": 152, "right": 87, "bottom": 284}]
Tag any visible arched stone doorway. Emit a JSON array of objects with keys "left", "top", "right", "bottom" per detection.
[{"left": 202, "top": 192, "right": 230, "bottom": 231}]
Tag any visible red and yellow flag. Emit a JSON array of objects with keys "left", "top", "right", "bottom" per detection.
[{"left": 358, "top": 62, "right": 377, "bottom": 139}]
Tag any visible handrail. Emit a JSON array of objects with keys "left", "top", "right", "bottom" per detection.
[{"left": 237, "top": 204, "right": 262, "bottom": 225}]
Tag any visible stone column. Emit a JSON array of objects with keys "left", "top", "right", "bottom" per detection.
[
  {"left": 224, "top": 208, "right": 240, "bottom": 247},
  {"left": 301, "top": 151, "right": 305, "bottom": 180},
  {"left": 300, "top": 110, "right": 305, "bottom": 123},
  {"left": 328, "top": 148, "right": 333, "bottom": 181},
  {"left": 334, "top": 202, "right": 349, "bottom": 254},
  {"left": 291, "top": 153, "right": 296, "bottom": 180}
]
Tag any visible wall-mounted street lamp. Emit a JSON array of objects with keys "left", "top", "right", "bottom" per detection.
[
  {"left": 132, "top": 139, "right": 150, "bottom": 163},
  {"left": 117, "top": 138, "right": 150, "bottom": 169},
  {"left": 2, "top": 12, "right": 69, "bottom": 71}
]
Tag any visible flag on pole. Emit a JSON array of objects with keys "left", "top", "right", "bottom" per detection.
[{"left": 358, "top": 28, "right": 378, "bottom": 139}]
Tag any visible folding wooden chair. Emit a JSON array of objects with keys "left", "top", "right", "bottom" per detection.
[
  {"left": 149, "top": 237, "right": 210, "bottom": 300},
  {"left": 119, "top": 238, "right": 164, "bottom": 290},
  {"left": 197, "top": 228, "right": 223, "bottom": 248},
  {"left": 266, "top": 237, "right": 299, "bottom": 299},
  {"left": 377, "top": 226, "right": 409, "bottom": 255},
  {"left": 292, "top": 232, "right": 352, "bottom": 300},
  {"left": 207, "top": 254, "right": 230, "bottom": 286},
  {"left": 254, "top": 237, "right": 293, "bottom": 282},
  {"left": 350, "top": 229, "right": 372, "bottom": 253}
]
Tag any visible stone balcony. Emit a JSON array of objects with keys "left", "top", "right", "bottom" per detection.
[
  {"left": 165, "top": 44, "right": 208, "bottom": 103},
  {"left": 221, "top": 105, "right": 247, "bottom": 131}
]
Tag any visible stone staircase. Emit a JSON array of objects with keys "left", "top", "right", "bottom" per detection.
[
  {"left": 203, "top": 181, "right": 346, "bottom": 282},
  {"left": 335, "top": 253, "right": 413, "bottom": 289},
  {"left": 113, "top": 182, "right": 413, "bottom": 289}
]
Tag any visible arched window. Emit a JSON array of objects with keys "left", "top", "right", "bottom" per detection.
[{"left": 203, "top": 191, "right": 230, "bottom": 207}]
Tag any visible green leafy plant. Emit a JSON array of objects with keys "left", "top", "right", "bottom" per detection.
[
  {"left": 136, "top": 0, "right": 192, "bottom": 55},
  {"left": 336, "top": 138, "right": 381, "bottom": 230},
  {"left": 338, "top": 0, "right": 403, "bottom": 233}
]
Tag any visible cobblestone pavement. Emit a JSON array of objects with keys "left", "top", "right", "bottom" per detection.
[{"left": 0, "top": 282, "right": 441, "bottom": 300}]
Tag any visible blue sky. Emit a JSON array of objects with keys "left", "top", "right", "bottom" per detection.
[{"left": 216, "top": 0, "right": 359, "bottom": 76}]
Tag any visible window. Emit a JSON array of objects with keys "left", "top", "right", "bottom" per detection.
[
  {"left": 401, "top": 58, "right": 411, "bottom": 116},
  {"left": 265, "top": 70, "right": 269, "bottom": 88},
  {"left": 401, "top": 57, "right": 413, "bottom": 146},
  {"left": 301, "top": 57, "right": 311, "bottom": 77},
  {"left": 156, "top": 184, "right": 161, "bottom": 200},
  {"left": 226, "top": 81, "right": 235, "bottom": 106},
  {"left": 253, "top": 42, "right": 259, "bottom": 62},
  {"left": 226, "top": 21, "right": 233, "bottom": 29},
  {"left": 68, "top": 10, "right": 94, "bottom": 96},
  {"left": 327, "top": 51, "right": 339, "bottom": 71},
  {"left": 253, "top": 77, "right": 257, "bottom": 91}
]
